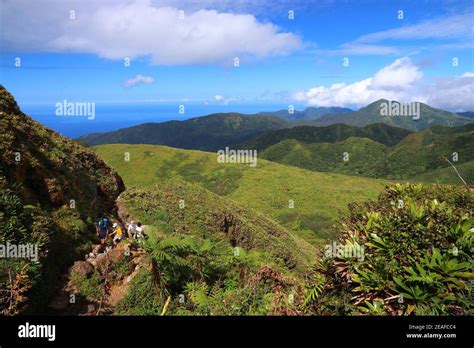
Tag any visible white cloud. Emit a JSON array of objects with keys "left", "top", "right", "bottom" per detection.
[
  {"left": 214, "top": 95, "right": 229, "bottom": 105},
  {"left": 292, "top": 57, "right": 474, "bottom": 111},
  {"left": 123, "top": 74, "right": 155, "bottom": 88},
  {"left": 292, "top": 57, "right": 423, "bottom": 108},
  {"left": 422, "top": 74, "right": 474, "bottom": 112},
  {"left": 356, "top": 14, "right": 473, "bottom": 43},
  {"left": 370, "top": 57, "right": 423, "bottom": 91},
  {"left": 316, "top": 43, "right": 400, "bottom": 56},
  {"left": 1, "top": 0, "right": 302, "bottom": 66},
  {"left": 315, "top": 13, "right": 474, "bottom": 57}
]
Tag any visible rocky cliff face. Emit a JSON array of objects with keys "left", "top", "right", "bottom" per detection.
[{"left": 0, "top": 85, "right": 125, "bottom": 314}]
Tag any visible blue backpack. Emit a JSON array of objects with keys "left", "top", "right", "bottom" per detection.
[{"left": 99, "top": 217, "right": 109, "bottom": 233}]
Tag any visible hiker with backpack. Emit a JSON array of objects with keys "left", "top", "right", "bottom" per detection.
[{"left": 96, "top": 214, "right": 110, "bottom": 247}]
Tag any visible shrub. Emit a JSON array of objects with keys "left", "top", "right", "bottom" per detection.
[
  {"left": 319, "top": 183, "right": 473, "bottom": 315},
  {"left": 69, "top": 268, "right": 102, "bottom": 302}
]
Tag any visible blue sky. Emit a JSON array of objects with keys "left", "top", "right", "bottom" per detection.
[{"left": 1, "top": 0, "right": 473, "bottom": 113}]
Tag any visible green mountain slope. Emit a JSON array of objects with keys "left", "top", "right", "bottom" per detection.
[
  {"left": 70, "top": 180, "right": 319, "bottom": 316},
  {"left": 121, "top": 180, "right": 318, "bottom": 274},
  {"left": 307, "top": 99, "right": 473, "bottom": 131},
  {"left": 71, "top": 183, "right": 473, "bottom": 316},
  {"left": 0, "top": 85, "right": 125, "bottom": 314},
  {"left": 256, "top": 124, "right": 474, "bottom": 184},
  {"left": 258, "top": 106, "right": 353, "bottom": 121},
  {"left": 378, "top": 124, "right": 474, "bottom": 180},
  {"left": 415, "top": 161, "right": 474, "bottom": 185},
  {"left": 261, "top": 137, "right": 388, "bottom": 177},
  {"left": 94, "top": 144, "right": 387, "bottom": 245},
  {"left": 79, "top": 113, "right": 289, "bottom": 151},
  {"left": 239, "top": 123, "right": 412, "bottom": 151}
]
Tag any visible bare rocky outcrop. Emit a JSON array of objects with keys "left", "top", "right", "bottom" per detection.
[
  {"left": 69, "top": 261, "right": 94, "bottom": 278},
  {"left": 48, "top": 239, "right": 148, "bottom": 315}
]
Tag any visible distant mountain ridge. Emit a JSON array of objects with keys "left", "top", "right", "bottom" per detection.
[
  {"left": 79, "top": 113, "right": 289, "bottom": 150},
  {"left": 258, "top": 106, "right": 353, "bottom": 121},
  {"left": 457, "top": 111, "right": 474, "bottom": 119},
  {"left": 78, "top": 99, "right": 473, "bottom": 150},
  {"left": 304, "top": 99, "right": 473, "bottom": 131}
]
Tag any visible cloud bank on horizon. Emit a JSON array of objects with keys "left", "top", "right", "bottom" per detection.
[
  {"left": 293, "top": 57, "right": 474, "bottom": 110},
  {"left": 1, "top": 0, "right": 473, "bottom": 111}
]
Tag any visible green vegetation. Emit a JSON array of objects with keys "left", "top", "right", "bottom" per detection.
[
  {"left": 120, "top": 181, "right": 317, "bottom": 270},
  {"left": 307, "top": 99, "right": 473, "bottom": 131},
  {"left": 2, "top": 84, "right": 471, "bottom": 317},
  {"left": 79, "top": 113, "right": 289, "bottom": 150},
  {"left": 100, "top": 183, "right": 473, "bottom": 316},
  {"left": 311, "top": 183, "right": 473, "bottom": 315},
  {"left": 113, "top": 180, "right": 317, "bottom": 315},
  {"left": 416, "top": 161, "right": 474, "bottom": 185},
  {"left": 70, "top": 268, "right": 102, "bottom": 302},
  {"left": 260, "top": 137, "right": 387, "bottom": 177},
  {"left": 257, "top": 106, "right": 353, "bottom": 121},
  {"left": 240, "top": 123, "right": 412, "bottom": 150},
  {"left": 79, "top": 99, "right": 472, "bottom": 153},
  {"left": 0, "top": 85, "right": 124, "bottom": 314},
  {"left": 251, "top": 124, "right": 474, "bottom": 184},
  {"left": 94, "top": 144, "right": 387, "bottom": 244}
]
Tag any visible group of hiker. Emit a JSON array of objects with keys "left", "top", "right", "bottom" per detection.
[{"left": 95, "top": 214, "right": 145, "bottom": 250}]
